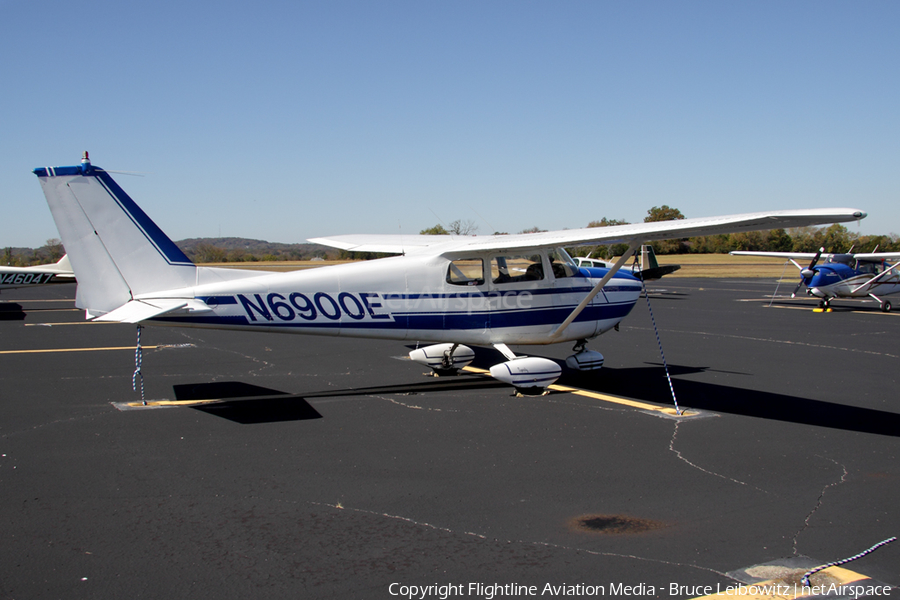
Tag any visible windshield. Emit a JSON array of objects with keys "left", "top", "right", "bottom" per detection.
[{"left": 548, "top": 248, "right": 578, "bottom": 278}]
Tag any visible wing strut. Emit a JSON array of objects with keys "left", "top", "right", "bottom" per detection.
[
  {"left": 551, "top": 240, "right": 641, "bottom": 340},
  {"left": 851, "top": 261, "right": 900, "bottom": 294}
]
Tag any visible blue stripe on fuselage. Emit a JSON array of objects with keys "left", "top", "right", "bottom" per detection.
[{"left": 150, "top": 300, "right": 635, "bottom": 331}]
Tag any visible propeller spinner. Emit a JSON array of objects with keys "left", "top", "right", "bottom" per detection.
[{"left": 792, "top": 247, "right": 824, "bottom": 297}]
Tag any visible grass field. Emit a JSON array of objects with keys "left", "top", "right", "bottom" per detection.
[
  {"left": 201, "top": 254, "right": 796, "bottom": 279},
  {"left": 652, "top": 254, "right": 794, "bottom": 278}
]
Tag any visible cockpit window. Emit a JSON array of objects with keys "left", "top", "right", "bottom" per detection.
[
  {"left": 446, "top": 258, "right": 485, "bottom": 286},
  {"left": 856, "top": 260, "right": 880, "bottom": 274},
  {"left": 548, "top": 247, "right": 579, "bottom": 278},
  {"left": 491, "top": 254, "right": 544, "bottom": 283}
]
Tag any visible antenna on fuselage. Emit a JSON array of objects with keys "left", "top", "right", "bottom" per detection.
[{"left": 466, "top": 203, "right": 496, "bottom": 235}]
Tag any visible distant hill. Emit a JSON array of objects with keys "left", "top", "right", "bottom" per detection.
[
  {"left": 2, "top": 238, "right": 338, "bottom": 266},
  {"left": 174, "top": 237, "right": 338, "bottom": 263}
]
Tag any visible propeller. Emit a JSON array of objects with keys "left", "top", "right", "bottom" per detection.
[{"left": 791, "top": 247, "right": 824, "bottom": 297}]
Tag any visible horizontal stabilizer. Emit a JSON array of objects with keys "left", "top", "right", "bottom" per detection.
[{"left": 93, "top": 298, "right": 212, "bottom": 323}]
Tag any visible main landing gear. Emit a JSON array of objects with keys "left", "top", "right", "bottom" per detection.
[
  {"left": 869, "top": 293, "right": 892, "bottom": 313},
  {"left": 817, "top": 296, "right": 893, "bottom": 313},
  {"left": 409, "top": 339, "right": 607, "bottom": 395},
  {"left": 408, "top": 343, "right": 475, "bottom": 376},
  {"left": 565, "top": 339, "right": 605, "bottom": 371}
]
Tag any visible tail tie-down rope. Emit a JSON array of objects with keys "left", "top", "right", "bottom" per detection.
[
  {"left": 133, "top": 325, "right": 145, "bottom": 405},
  {"left": 637, "top": 256, "right": 681, "bottom": 416},
  {"left": 801, "top": 536, "right": 896, "bottom": 586}
]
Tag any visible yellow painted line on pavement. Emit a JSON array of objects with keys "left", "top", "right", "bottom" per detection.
[
  {"left": 122, "top": 398, "right": 222, "bottom": 408},
  {"left": 739, "top": 298, "right": 899, "bottom": 316},
  {"left": 25, "top": 321, "right": 118, "bottom": 326},
  {"left": 0, "top": 345, "right": 158, "bottom": 355},
  {"left": 691, "top": 565, "right": 868, "bottom": 600},
  {"left": 553, "top": 384, "right": 689, "bottom": 414},
  {"left": 0, "top": 299, "right": 75, "bottom": 304},
  {"left": 119, "top": 392, "right": 294, "bottom": 409},
  {"left": 462, "top": 366, "right": 695, "bottom": 417}
]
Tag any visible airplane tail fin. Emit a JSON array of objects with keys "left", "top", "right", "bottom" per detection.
[
  {"left": 34, "top": 153, "right": 197, "bottom": 316},
  {"left": 55, "top": 254, "right": 72, "bottom": 272},
  {"left": 43, "top": 254, "right": 75, "bottom": 279},
  {"left": 640, "top": 245, "right": 660, "bottom": 271}
]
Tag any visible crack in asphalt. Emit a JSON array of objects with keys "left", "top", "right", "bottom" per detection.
[
  {"left": 624, "top": 326, "right": 900, "bottom": 360},
  {"left": 667, "top": 421, "right": 769, "bottom": 494},
  {"left": 792, "top": 455, "right": 849, "bottom": 556},
  {"left": 311, "top": 500, "right": 737, "bottom": 582},
  {"left": 369, "top": 394, "right": 458, "bottom": 412}
]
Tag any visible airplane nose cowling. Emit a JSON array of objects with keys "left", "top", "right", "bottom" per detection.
[{"left": 808, "top": 288, "right": 826, "bottom": 298}]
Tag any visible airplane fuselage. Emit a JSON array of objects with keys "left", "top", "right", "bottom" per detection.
[
  {"left": 140, "top": 253, "right": 643, "bottom": 346},
  {"left": 806, "top": 263, "right": 900, "bottom": 300}
]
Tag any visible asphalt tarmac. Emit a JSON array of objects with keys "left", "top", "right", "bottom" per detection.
[{"left": 1, "top": 280, "right": 898, "bottom": 599}]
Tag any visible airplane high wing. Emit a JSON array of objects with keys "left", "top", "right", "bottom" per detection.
[
  {"left": 731, "top": 250, "right": 900, "bottom": 312},
  {"left": 310, "top": 208, "right": 866, "bottom": 255},
  {"left": 0, "top": 254, "right": 75, "bottom": 291},
  {"left": 34, "top": 153, "right": 867, "bottom": 393}
]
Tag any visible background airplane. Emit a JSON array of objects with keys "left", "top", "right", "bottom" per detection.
[
  {"left": 0, "top": 254, "right": 74, "bottom": 291},
  {"left": 34, "top": 153, "right": 865, "bottom": 393},
  {"left": 731, "top": 249, "right": 900, "bottom": 312}
]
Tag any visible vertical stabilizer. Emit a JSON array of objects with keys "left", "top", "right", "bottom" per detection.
[
  {"left": 640, "top": 245, "right": 660, "bottom": 271},
  {"left": 34, "top": 154, "right": 197, "bottom": 315}
]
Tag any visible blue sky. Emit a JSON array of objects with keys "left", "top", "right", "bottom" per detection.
[{"left": 2, "top": 1, "right": 897, "bottom": 248}]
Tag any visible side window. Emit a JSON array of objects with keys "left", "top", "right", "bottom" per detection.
[
  {"left": 446, "top": 258, "right": 485, "bottom": 286},
  {"left": 857, "top": 261, "right": 877, "bottom": 274},
  {"left": 491, "top": 254, "right": 544, "bottom": 284}
]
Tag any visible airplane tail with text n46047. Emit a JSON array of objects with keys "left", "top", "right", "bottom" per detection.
[{"left": 34, "top": 153, "right": 867, "bottom": 394}]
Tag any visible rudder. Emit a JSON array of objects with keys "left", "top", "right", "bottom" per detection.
[{"left": 34, "top": 153, "right": 197, "bottom": 315}]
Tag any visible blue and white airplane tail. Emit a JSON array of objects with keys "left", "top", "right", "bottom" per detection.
[
  {"left": 34, "top": 153, "right": 198, "bottom": 316},
  {"left": 34, "top": 153, "right": 260, "bottom": 320}
]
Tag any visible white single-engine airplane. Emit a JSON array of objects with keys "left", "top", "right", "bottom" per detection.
[
  {"left": 34, "top": 153, "right": 866, "bottom": 392},
  {"left": 0, "top": 255, "right": 74, "bottom": 291},
  {"left": 731, "top": 249, "right": 900, "bottom": 312}
]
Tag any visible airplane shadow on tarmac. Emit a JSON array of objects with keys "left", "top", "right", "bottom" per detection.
[
  {"left": 0, "top": 302, "right": 26, "bottom": 321},
  {"left": 173, "top": 348, "right": 900, "bottom": 436},
  {"left": 562, "top": 362, "right": 900, "bottom": 439},
  {"left": 174, "top": 382, "right": 323, "bottom": 425},
  {"left": 173, "top": 375, "right": 510, "bottom": 425},
  {"left": 467, "top": 346, "right": 900, "bottom": 438}
]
